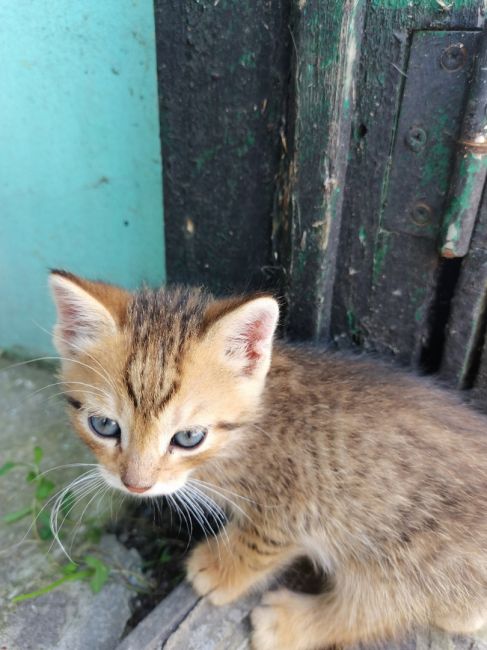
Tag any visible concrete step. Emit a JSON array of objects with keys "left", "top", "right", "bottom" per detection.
[
  {"left": 117, "top": 581, "right": 487, "bottom": 650},
  {"left": 0, "top": 358, "right": 141, "bottom": 650}
]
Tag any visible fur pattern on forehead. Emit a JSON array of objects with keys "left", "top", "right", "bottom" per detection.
[{"left": 123, "top": 286, "right": 212, "bottom": 417}]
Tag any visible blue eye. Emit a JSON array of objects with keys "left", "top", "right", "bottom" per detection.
[
  {"left": 171, "top": 427, "right": 207, "bottom": 449},
  {"left": 88, "top": 416, "right": 121, "bottom": 438}
]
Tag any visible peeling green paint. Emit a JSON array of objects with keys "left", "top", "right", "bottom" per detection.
[
  {"left": 371, "top": 0, "right": 472, "bottom": 8},
  {"left": 358, "top": 226, "right": 366, "bottom": 245},
  {"left": 235, "top": 131, "right": 256, "bottom": 158},
  {"left": 239, "top": 52, "right": 256, "bottom": 69},
  {"left": 412, "top": 287, "right": 426, "bottom": 323},
  {"left": 442, "top": 153, "right": 487, "bottom": 251},
  {"left": 414, "top": 306, "right": 423, "bottom": 323},
  {"left": 346, "top": 307, "right": 363, "bottom": 343},
  {"left": 420, "top": 109, "right": 450, "bottom": 192},
  {"left": 372, "top": 230, "right": 391, "bottom": 283},
  {"left": 346, "top": 308, "right": 359, "bottom": 336},
  {"left": 195, "top": 146, "right": 220, "bottom": 171}
]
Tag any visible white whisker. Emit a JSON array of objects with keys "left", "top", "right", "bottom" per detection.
[
  {"left": 188, "top": 479, "right": 253, "bottom": 524},
  {"left": 183, "top": 485, "right": 230, "bottom": 551},
  {"left": 37, "top": 463, "right": 98, "bottom": 478},
  {"left": 23, "top": 381, "right": 110, "bottom": 406},
  {"left": 50, "top": 469, "right": 104, "bottom": 560},
  {"left": 32, "top": 321, "right": 117, "bottom": 392},
  {"left": 0, "top": 468, "right": 101, "bottom": 556}
]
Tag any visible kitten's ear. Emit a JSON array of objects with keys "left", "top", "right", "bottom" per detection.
[
  {"left": 204, "top": 296, "right": 279, "bottom": 377},
  {"left": 49, "top": 270, "right": 128, "bottom": 355}
]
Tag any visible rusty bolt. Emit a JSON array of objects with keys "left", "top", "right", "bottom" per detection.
[
  {"left": 442, "top": 246, "right": 457, "bottom": 259},
  {"left": 405, "top": 126, "right": 427, "bottom": 153},
  {"left": 440, "top": 44, "right": 467, "bottom": 72},
  {"left": 411, "top": 202, "right": 432, "bottom": 227}
]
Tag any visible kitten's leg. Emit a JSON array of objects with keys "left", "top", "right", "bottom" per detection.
[
  {"left": 433, "top": 611, "right": 487, "bottom": 634},
  {"left": 251, "top": 586, "right": 403, "bottom": 650},
  {"left": 186, "top": 523, "right": 296, "bottom": 606}
]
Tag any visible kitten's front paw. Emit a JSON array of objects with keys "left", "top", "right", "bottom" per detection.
[
  {"left": 251, "top": 589, "right": 303, "bottom": 650},
  {"left": 186, "top": 541, "right": 240, "bottom": 606}
]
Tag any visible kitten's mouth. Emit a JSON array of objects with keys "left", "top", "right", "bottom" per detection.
[{"left": 99, "top": 467, "right": 186, "bottom": 497}]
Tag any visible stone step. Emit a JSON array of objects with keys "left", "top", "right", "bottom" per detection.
[
  {"left": 117, "top": 581, "right": 487, "bottom": 650},
  {"left": 0, "top": 358, "right": 141, "bottom": 650}
]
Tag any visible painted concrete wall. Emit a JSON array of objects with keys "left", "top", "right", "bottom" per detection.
[{"left": 0, "top": 1, "right": 165, "bottom": 356}]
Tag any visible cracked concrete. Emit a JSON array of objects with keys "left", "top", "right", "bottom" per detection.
[{"left": 0, "top": 357, "right": 140, "bottom": 650}]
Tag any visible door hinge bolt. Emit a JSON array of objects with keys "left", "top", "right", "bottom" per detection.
[
  {"left": 440, "top": 44, "right": 467, "bottom": 72},
  {"left": 411, "top": 202, "right": 432, "bottom": 226},
  {"left": 405, "top": 126, "right": 427, "bottom": 152}
]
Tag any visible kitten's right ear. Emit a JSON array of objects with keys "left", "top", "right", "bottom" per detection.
[{"left": 49, "top": 270, "right": 126, "bottom": 355}]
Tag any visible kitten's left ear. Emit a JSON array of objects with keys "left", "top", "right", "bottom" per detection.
[
  {"left": 204, "top": 296, "right": 279, "bottom": 377},
  {"left": 49, "top": 270, "right": 129, "bottom": 355}
]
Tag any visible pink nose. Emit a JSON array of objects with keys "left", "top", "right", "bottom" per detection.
[{"left": 122, "top": 480, "right": 152, "bottom": 494}]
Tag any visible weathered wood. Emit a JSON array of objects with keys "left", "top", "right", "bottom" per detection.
[
  {"left": 154, "top": 0, "right": 291, "bottom": 295},
  {"left": 154, "top": 0, "right": 487, "bottom": 383},
  {"left": 331, "top": 2, "right": 485, "bottom": 365},
  {"left": 441, "top": 189, "right": 487, "bottom": 390},
  {"left": 116, "top": 582, "right": 201, "bottom": 650},
  {"left": 276, "top": 0, "right": 366, "bottom": 341},
  {"left": 440, "top": 29, "right": 487, "bottom": 258},
  {"left": 382, "top": 31, "right": 479, "bottom": 242},
  {"left": 473, "top": 332, "right": 487, "bottom": 407}
]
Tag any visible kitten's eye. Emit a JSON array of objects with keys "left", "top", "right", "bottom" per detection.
[
  {"left": 171, "top": 427, "right": 207, "bottom": 449},
  {"left": 88, "top": 416, "right": 121, "bottom": 438}
]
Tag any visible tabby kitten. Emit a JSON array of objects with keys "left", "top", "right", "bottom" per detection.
[{"left": 50, "top": 270, "right": 487, "bottom": 650}]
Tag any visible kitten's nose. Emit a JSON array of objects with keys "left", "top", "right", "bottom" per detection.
[{"left": 122, "top": 479, "right": 152, "bottom": 494}]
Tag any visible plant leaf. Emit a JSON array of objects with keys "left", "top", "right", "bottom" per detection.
[
  {"left": 3, "top": 506, "right": 33, "bottom": 523},
  {"left": 0, "top": 461, "right": 17, "bottom": 477},
  {"left": 158, "top": 548, "right": 172, "bottom": 565},
  {"left": 84, "top": 555, "right": 110, "bottom": 594},
  {"left": 26, "top": 470, "right": 37, "bottom": 483},
  {"left": 61, "top": 490, "right": 76, "bottom": 518},
  {"left": 35, "top": 477, "right": 55, "bottom": 501},
  {"left": 61, "top": 562, "right": 78, "bottom": 575},
  {"left": 85, "top": 525, "right": 102, "bottom": 544},
  {"left": 12, "top": 569, "right": 91, "bottom": 603},
  {"left": 36, "top": 510, "right": 54, "bottom": 540},
  {"left": 33, "top": 446, "right": 43, "bottom": 465}
]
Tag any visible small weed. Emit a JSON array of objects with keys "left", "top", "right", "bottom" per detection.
[{"left": 1, "top": 446, "right": 111, "bottom": 602}]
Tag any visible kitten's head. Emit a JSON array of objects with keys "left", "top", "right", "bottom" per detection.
[{"left": 49, "top": 271, "right": 279, "bottom": 497}]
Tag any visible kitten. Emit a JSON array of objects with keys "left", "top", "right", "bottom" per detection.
[{"left": 49, "top": 270, "right": 487, "bottom": 650}]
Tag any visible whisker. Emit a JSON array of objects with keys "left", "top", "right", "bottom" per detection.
[
  {"left": 32, "top": 321, "right": 117, "bottom": 392},
  {"left": 49, "top": 478, "right": 106, "bottom": 557},
  {"left": 190, "top": 477, "right": 262, "bottom": 505},
  {"left": 167, "top": 494, "right": 184, "bottom": 535},
  {"left": 188, "top": 480, "right": 253, "bottom": 524},
  {"left": 36, "top": 463, "right": 98, "bottom": 478},
  {"left": 175, "top": 490, "right": 212, "bottom": 551},
  {"left": 173, "top": 492, "right": 193, "bottom": 538},
  {"left": 0, "top": 356, "right": 115, "bottom": 394},
  {"left": 46, "top": 389, "right": 110, "bottom": 404},
  {"left": 64, "top": 480, "right": 106, "bottom": 555},
  {"left": 50, "top": 470, "right": 104, "bottom": 560},
  {"left": 174, "top": 493, "right": 190, "bottom": 535},
  {"left": 172, "top": 492, "right": 193, "bottom": 542},
  {"left": 0, "top": 469, "right": 101, "bottom": 556},
  {"left": 184, "top": 485, "right": 230, "bottom": 551},
  {"left": 24, "top": 380, "right": 110, "bottom": 403},
  {"left": 179, "top": 486, "right": 223, "bottom": 559}
]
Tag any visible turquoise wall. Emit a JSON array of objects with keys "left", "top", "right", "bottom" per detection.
[{"left": 0, "top": 1, "right": 165, "bottom": 357}]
